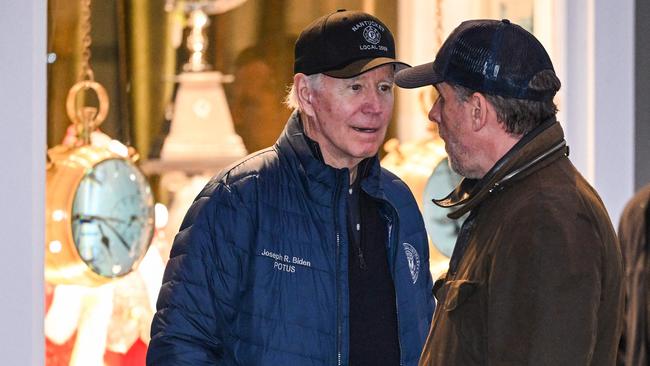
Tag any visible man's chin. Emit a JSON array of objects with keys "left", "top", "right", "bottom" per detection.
[
  {"left": 354, "top": 144, "right": 382, "bottom": 159},
  {"left": 448, "top": 158, "right": 481, "bottom": 179}
]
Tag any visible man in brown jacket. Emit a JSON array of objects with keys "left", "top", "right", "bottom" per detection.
[{"left": 396, "top": 19, "right": 624, "bottom": 365}]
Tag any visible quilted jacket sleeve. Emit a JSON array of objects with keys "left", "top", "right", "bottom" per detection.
[{"left": 147, "top": 181, "right": 253, "bottom": 365}]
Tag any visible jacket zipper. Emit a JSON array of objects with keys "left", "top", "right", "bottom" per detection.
[
  {"left": 334, "top": 172, "right": 343, "bottom": 366},
  {"left": 384, "top": 205, "right": 404, "bottom": 366}
]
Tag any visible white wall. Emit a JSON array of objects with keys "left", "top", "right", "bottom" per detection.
[
  {"left": 0, "top": 1, "right": 45, "bottom": 364},
  {"left": 559, "top": 0, "right": 635, "bottom": 225},
  {"left": 592, "top": 0, "right": 635, "bottom": 225}
]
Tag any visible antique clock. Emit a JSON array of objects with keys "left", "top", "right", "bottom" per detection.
[{"left": 46, "top": 79, "right": 155, "bottom": 286}]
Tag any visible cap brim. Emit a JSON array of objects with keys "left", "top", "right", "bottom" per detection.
[
  {"left": 324, "top": 57, "right": 410, "bottom": 78},
  {"left": 394, "top": 61, "right": 442, "bottom": 88}
]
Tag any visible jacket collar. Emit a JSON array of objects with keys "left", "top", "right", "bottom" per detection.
[
  {"left": 276, "top": 111, "right": 384, "bottom": 206},
  {"left": 435, "top": 118, "right": 569, "bottom": 219}
]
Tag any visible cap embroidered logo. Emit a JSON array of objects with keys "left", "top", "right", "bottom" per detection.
[{"left": 363, "top": 25, "right": 381, "bottom": 45}]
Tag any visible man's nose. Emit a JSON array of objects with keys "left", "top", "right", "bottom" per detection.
[
  {"left": 362, "top": 90, "right": 384, "bottom": 114},
  {"left": 428, "top": 100, "right": 441, "bottom": 124}
]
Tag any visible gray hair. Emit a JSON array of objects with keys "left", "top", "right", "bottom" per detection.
[
  {"left": 452, "top": 70, "right": 561, "bottom": 135},
  {"left": 284, "top": 73, "right": 324, "bottom": 111}
]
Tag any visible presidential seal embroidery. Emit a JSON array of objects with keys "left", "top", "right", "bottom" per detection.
[
  {"left": 403, "top": 243, "right": 420, "bottom": 284},
  {"left": 363, "top": 25, "right": 381, "bottom": 45}
]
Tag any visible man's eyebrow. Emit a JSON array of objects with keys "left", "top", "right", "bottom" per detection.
[{"left": 372, "top": 74, "right": 395, "bottom": 83}]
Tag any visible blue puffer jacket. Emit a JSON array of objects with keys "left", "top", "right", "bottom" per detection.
[{"left": 148, "top": 112, "right": 434, "bottom": 365}]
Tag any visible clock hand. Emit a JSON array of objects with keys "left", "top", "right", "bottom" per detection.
[
  {"left": 96, "top": 223, "right": 115, "bottom": 261},
  {"left": 73, "top": 214, "right": 127, "bottom": 224},
  {"left": 73, "top": 214, "right": 134, "bottom": 251},
  {"left": 97, "top": 218, "right": 132, "bottom": 251},
  {"left": 125, "top": 214, "right": 145, "bottom": 228},
  {"left": 96, "top": 224, "right": 110, "bottom": 249}
]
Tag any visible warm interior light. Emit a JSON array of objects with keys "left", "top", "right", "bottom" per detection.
[
  {"left": 52, "top": 209, "right": 66, "bottom": 222},
  {"left": 49, "top": 240, "right": 63, "bottom": 254}
]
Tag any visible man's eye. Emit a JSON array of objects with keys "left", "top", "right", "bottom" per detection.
[
  {"left": 350, "top": 84, "right": 362, "bottom": 91},
  {"left": 379, "top": 84, "right": 393, "bottom": 92}
]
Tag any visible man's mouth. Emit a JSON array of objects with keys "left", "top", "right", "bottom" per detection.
[{"left": 352, "top": 127, "right": 378, "bottom": 133}]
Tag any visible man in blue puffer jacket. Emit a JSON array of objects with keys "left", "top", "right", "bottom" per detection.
[{"left": 147, "top": 9, "right": 434, "bottom": 366}]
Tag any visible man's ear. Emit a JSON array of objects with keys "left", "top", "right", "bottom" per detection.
[
  {"left": 470, "top": 92, "right": 489, "bottom": 132},
  {"left": 294, "top": 73, "right": 316, "bottom": 117}
]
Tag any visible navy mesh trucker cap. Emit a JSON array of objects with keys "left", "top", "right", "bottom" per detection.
[
  {"left": 294, "top": 9, "right": 409, "bottom": 78},
  {"left": 395, "top": 19, "right": 556, "bottom": 101}
]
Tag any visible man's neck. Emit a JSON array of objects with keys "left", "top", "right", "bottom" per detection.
[
  {"left": 478, "top": 125, "right": 522, "bottom": 178},
  {"left": 489, "top": 134, "right": 521, "bottom": 170}
]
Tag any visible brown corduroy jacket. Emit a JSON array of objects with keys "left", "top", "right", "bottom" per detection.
[{"left": 419, "top": 120, "right": 624, "bottom": 365}]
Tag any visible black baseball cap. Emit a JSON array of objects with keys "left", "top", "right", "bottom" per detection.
[
  {"left": 395, "top": 19, "right": 556, "bottom": 101},
  {"left": 294, "top": 9, "right": 409, "bottom": 78}
]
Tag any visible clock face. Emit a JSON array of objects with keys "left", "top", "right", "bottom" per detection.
[
  {"left": 423, "top": 157, "right": 466, "bottom": 258},
  {"left": 71, "top": 158, "right": 154, "bottom": 278}
]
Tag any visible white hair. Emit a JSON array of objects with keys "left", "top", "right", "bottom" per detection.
[{"left": 283, "top": 73, "right": 323, "bottom": 111}]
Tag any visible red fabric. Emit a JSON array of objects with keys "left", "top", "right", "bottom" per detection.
[
  {"left": 45, "top": 282, "right": 76, "bottom": 366},
  {"left": 45, "top": 282, "right": 148, "bottom": 366},
  {"left": 46, "top": 332, "right": 77, "bottom": 366},
  {"left": 104, "top": 339, "right": 147, "bottom": 366}
]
